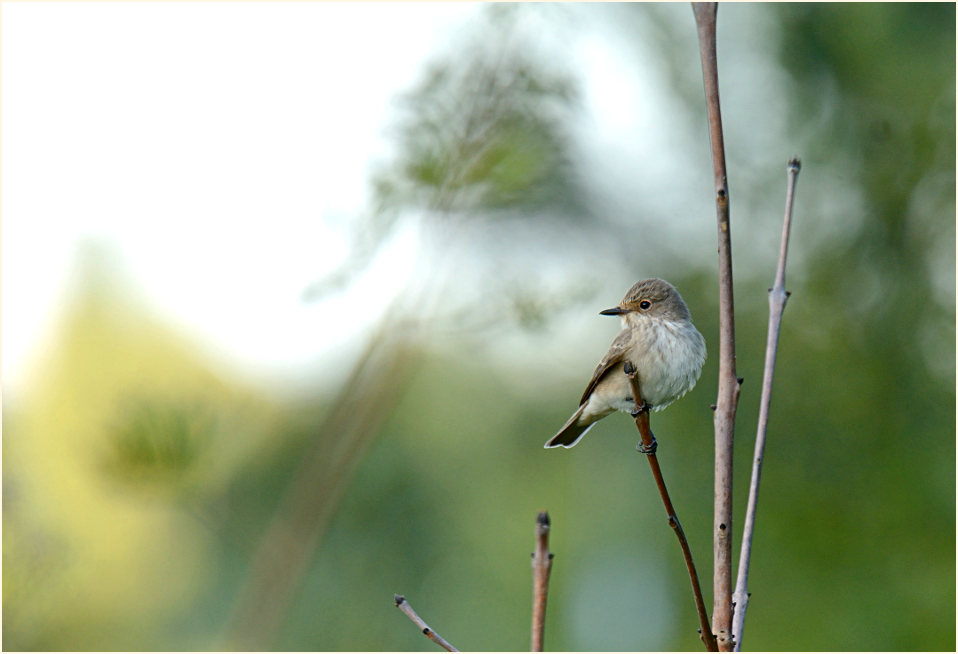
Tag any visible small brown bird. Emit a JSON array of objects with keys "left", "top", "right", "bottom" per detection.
[{"left": 545, "top": 278, "right": 706, "bottom": 448}]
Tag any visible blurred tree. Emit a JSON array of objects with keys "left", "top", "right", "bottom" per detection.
[
  {"left": 751, "top": 5, "right": 955, "bottom": 649},
  {"left": 223, "top": 5, "right": 593, "bottom": 648},
  {"left": 2, "top": 242, "right": 279, "bottom": 650}
]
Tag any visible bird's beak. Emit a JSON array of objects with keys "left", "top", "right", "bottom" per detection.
[{"left": 600, "top": 306, "right": 629, "bottom": 316}]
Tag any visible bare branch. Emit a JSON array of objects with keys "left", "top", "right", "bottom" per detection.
[
  {"left": 624, "top": 364, "right": 718, "bottom": 652},
  {"left": 393, "top": 594, "right": 460, "bottom": 652},
  {"left": 691, "top": 3, "right": 740, "bottom": 649},
  {"left": 731, "top": 158, "right": 801, "bottom": 650},
  {"left": 531, "top": 511, "right": 554, "bottom": 652}
]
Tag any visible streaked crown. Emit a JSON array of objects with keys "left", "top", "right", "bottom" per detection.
[{"left": 618, "top": 278, "right": 692, "bottom": 321}]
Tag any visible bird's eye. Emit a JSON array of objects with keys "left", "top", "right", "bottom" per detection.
[{"left": 639, "top": 300, "right": 651, "bottom": 310}]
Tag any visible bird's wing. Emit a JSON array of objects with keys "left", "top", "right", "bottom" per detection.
[{"left": 578, "top": 328, "right": 631, "bottom": 406}]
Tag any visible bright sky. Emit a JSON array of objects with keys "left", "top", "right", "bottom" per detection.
[
  {"left": 2, "top": 3, "right": 700, "bottom": 400},
  {"left": 1, "top": 2, "right": 479, "bottom": 396}
]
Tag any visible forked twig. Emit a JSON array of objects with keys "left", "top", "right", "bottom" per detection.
[
  {"left": 393, "top": 594, "right": 460, "bottom": 652},
  {"left": 531, "top": 511, "right": 554, "bottom": 652},
  {"left": 691, "top": 3, "right": 739, "bottom": 649},
  {"left": 731, "top": 158, "right": 801, "bottom": 650},
  {"left": 625, "top": 363, "right": 718, "bottom": 652}
]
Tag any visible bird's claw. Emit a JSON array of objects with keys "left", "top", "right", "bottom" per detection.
[
  {"left": 629, "top": 401, "right": 651, "bottom": 417},
  {"left": 636, "top": 436, "right": 658, "bottom": 454}
]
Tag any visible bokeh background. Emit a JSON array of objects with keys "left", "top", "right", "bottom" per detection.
[{"left": 2, "top": 3, "right": 954, "bottom": 651}]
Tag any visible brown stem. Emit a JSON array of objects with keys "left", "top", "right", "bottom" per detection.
[
  {"left": 625, "top": 366, "right": 717, "bottom": 652},
  {"left": 394, "top": 594, "right": 460, "bottom": 652},
  {"left": 531, "top": 511, "right": 553, "bottom": 652},
  {"left": 691, "top": 3, "right": 739, "bottom": 649},
  {"left": 731, "top": 158, "right": 801, "bottom": 650}
]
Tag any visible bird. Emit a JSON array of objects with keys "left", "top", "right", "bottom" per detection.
[{"left": 545, "top": 278, "right": 706, "bottom": 449}]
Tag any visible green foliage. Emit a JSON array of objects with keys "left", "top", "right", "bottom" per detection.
[
  {"left": 306, "top": 5, "right": 584, "bottom": 305},
  {"left": 379, "top": 8, "right": 579, "bottom": 216},
  {"left": 102, "top": 398, "right": 213, "bottom": 490}
]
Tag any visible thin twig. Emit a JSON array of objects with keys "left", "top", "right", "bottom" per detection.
[
  {"left": 731, "top": 158, "right": 801, "bottom": 650},
  {"left": 393, "top": 594, "right": 460, "bottom": 652},
  {"left": 691, "top": 3, "right": 740, "bottom": 650},
  {"left": 531, "top": 511, "right": 553, "bottom": 652},
  {"left": 625, "top": 364, "right": 718, "bottom": 652}
]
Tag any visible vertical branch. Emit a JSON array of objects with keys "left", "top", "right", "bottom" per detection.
[
  {"left": 691, "top": 3, "right": 740, "bottom": 650},
  {"left": 625, "top": 365, "right": 718, "bottom": 652},
  {"left": 531, "top": 511, "right": 553, "bottom": 652},
  {"left": 731, "top": 158, "right": 801, "bottom": 650}
]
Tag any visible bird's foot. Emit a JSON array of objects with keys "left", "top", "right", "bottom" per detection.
[
  {"left": 629, "top": 401, "right": 651, "bottom": 417},
  {"left": 636, "top": 435, "right": 658, "bottom": 454}
]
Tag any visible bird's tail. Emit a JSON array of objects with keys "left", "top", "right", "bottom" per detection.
[{"left": 544, "top": 405, "right": 595, "bottom": 449}]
